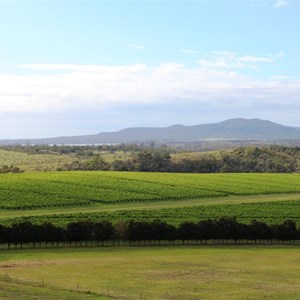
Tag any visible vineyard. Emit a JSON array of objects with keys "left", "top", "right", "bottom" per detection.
[
  {"left": 0, "top": 171, "right": 299, "bottom": 226},
  {"left": 3, "top": 199, "right": 299, "bottom": 226},
  {"left": 1, "top": 171, "right": 300, "bottom": 210}
]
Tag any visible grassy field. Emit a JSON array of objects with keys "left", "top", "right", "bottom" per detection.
[
  {"left": 0, "top": 150, "right": 77, "bottom": 172},
  {"left": 0, "top": 279, "right": 106, "bottom": 300},
  {"left": 0, "top": 246, "right": 299, "bottom": 300},
  {"left": 0, "top": 149, "right": 132, "bottom": 172},
  {"left": 0, "top": 149, "right": 214, "bottom": 171}
]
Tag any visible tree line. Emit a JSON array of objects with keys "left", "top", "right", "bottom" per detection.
[
  {"left": 0, "top": 143, "right": 161, "bottom": 156},
  {"left": 0, "top": 218, "right": 299, "bottom": 248},
  {"left": 2, "top": 144, "right": 299, "bottom": 173},
  {"left": 62, "top": 146, "right": 299, "bottom": 173}
]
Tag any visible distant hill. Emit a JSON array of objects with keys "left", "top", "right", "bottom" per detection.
[{"left": 1, "top": 118, "right": 300, "bottom": 145}]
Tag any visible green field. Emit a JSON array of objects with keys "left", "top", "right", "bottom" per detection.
[
  {"left": 0, "top": 171, "right": 300, "bottom": 225},
  {"left": 1, "top": 171, "right": 300, "bottom": 299},
  {"left": 0, "top": 246, "right": 299, "bottom": 300},
  {"left": 2, "top": 172, "right": 300, "bottom": 209}
]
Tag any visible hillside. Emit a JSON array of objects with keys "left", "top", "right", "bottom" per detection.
[{"left": 1, "top": 118, "right": 300, "bottom": 145}]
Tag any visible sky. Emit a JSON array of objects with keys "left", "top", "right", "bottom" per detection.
[{"left": 0, "top": 0, "right": 300, "bottom": 138}]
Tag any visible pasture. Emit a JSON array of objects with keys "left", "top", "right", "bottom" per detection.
[
  {"left": 0, "top": 149, "right": 76, "bottom": 172},
  {"left": 0, "top": 246, "right": 299, "bottom": 300}
]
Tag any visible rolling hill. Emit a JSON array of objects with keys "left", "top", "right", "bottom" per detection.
[{"left": 1, "top": 118, "right": 300, "bottom": 145}]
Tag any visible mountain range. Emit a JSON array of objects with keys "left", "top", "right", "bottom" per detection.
[{"left": 1, "top": 118, "right": 300, "bottom": 145}]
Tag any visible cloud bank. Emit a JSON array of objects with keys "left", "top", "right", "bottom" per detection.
[
  {"left": 273, "top": 0, "right": 289, "bottom": 8},
  {"left": 0, "top": 51, "right": 298, "bottom": 116}
]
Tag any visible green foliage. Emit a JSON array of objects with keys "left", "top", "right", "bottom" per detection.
[
  {"left": 134, "top": 150, "right": 172, "bottom": 172},
  {"left": 219, "top": 146, "right": 298, "bottom": 172},
  {"left": 0, "top": 218, "right": 299, "bottom": 246},
  {"left": 63, "top": 155, "right": 110, "bottom": 171}
]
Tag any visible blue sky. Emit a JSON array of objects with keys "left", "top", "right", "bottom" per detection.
[{"left": 0, "top": 0, "right": 300, "bottom": 138}]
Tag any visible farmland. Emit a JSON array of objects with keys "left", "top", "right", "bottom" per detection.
[
  {"left": 0, "top": 171, "right": 300, "bottom": 226},
  {"left": 2, "top": 172, "right": 300, "bottom": 209},
  {"left": 0, "top": 246, "right": 299, "bottom": 300},
  {"left": 5, "top": 198, "right": 299, "bottom": 227},
  {"left": 0, "top": 169, "right": 300, "bottom": 300}
]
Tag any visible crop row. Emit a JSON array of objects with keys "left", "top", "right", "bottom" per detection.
[
  {"left": 3, "top": 200, "right": 300, "bottom": 226},
  {"left": 1, "top": 172, "right": 300, "bottom": 209}
]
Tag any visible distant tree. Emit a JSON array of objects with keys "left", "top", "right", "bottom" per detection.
[
  {"left": 128, "top": 220, "right": 151, "bottom": 244},
  {"left": 0, "top": 165, "right": 22, "bottom": 173},
  {"left": 0, "top": 224, "right": 9, "bottom": 244},
  {"left": 164, "top": 224, "right": 177, "bottom": 243},
  {"left": 64, "top": 160, "right": 85, "bottom": 171},
  {"left": 175, "top": 158, "right": 219, "bottom": 173},
  {"left": 273, "top": 220, "right": 298, "bottom": 241},
  {"left": 38, "top": 222, "right": 62, "bottom": 246},
  {"left": 67, "top": 221, "right": 94, "bottom": 245},
  {"left": 134, "top": 150, "right": 172, "bottom": 172},
  {"left": 177, "top": 222, "right": 198, "bottom": 243},
  {"left": 84, "top": 155, "right": 110, "bottom": 171},
  {"left": 115, "top": 221, "right": 130, "bottom": 243},
  {"left": 149, "top": 219, "right": 171, "bottom": 243},
  {"left": 197, "top": 219, "right": 216, "bottom": 241},
  {"left": 10, "top": 221, "right": 35, "bottom": 248},
  {"left": 248, "top": 220, "right": 273, "bottom": 242},
  {"left": 111, "top": 160, "right": 129, "bottom": 171},
  {"left": 215, "top": 217, "right": 240, "bottom": 242},
  {"left": 94, "top": 221, "right": 115, "bottom": 244}
]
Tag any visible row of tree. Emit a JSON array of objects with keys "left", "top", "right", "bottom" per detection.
[
  {"left": 0, "top": 218, "right": 299, "bottom": 248},
  {"left": 0, "top": 143, "right": 161, "bottom": 156}
]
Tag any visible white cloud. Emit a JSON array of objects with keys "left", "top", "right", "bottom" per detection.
[
  {"left": 251, "top": 0, "right": 289, "bottom": 8},
  {"left": 20, "top": 63, "right": 147, "bottom": 73},
  {"left": 180, "top": 49, "right": 199, "bottom": 54},
  {"left": 128, "top": 43, "right": 147, "bottom": 50},
  {"left": 198, "top": 51, "right": 282, "bottom": 69},
  {"left": 0, "top": 52, "right": 298, "bottom": 116},
  {"left": 238, "top": 56, "right": 274, "bottom": 63},
  {"left": 269, "top": 75, "right": 290, "bottom": 81},
  {"left": 273, "top": 0, "right": 289, "bottom": 8}
]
